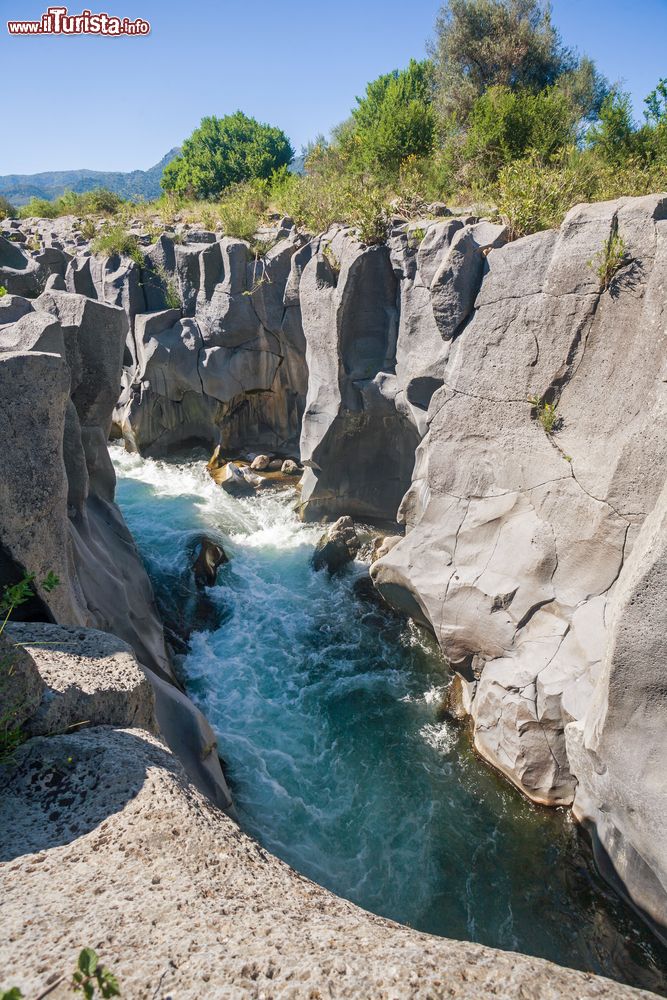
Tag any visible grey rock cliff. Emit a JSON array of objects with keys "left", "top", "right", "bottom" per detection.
[
  {"left": 371, "top": 194, "right": 667, "bottom": 934},
  {"left": 111, "top": 229, "right": 309, "bottom": 457},
  {"left": 0, "top": 285, "right": 231, "bottom": 811},
  {"left": 5, "top": 198, "right": 667, "bottom": 950}
]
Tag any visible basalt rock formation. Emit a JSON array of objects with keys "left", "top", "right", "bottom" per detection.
[
  {"left": 0, "top": 262, "right": 231, "bottom": 812},
  {"left": 0, "top": 628, "right": 654, "bottom": 998},
  {"left": 2, "top": 195, "right": 666, "bottom": 967},
  {"left": 111, "top": 226, "right": 309, "bottom": 457},
  {"left": 371, "top": 194, "right": 667, "bottom": 941}
]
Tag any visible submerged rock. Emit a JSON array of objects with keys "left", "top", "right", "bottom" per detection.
[
  {"left": 312, "top": 515, "right": 360, "bottom": 574},
  {"left": 192, "top": 537, "right": 228, "bottom": 587}
]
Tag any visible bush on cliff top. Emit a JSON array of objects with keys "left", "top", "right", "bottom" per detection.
[
  {"left": 162, "top": 112, "right": 294, "bottom": 199},
  {"left": 18, "top": 188, "right": 124, "bottom": 220},
  {"left": 91, "top": 223, "right": 144, "bottom": 265}
]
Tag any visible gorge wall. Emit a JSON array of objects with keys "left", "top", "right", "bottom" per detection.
[
  {"left": 0, "top": 242, "right": 232, "bottom": 812},
  {"left": 1, "top": 194, "right": 666, "bottom": 975}
]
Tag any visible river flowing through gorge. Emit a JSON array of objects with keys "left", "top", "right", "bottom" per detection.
[{"left": 112, "top": 447, "right": 667, "bottom": 995}]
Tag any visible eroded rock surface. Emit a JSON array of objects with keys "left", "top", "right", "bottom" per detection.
[
  {"left": 0, "top": 280, "right": 231, "bottom": 811},
  {"left": 0, "top": 723, "right": 653, "bottom": 999},
  {"left": 372, "top": 194, "right": 667, "bottom": 933},
  {"left": 113, "top": 231, "right": 309, "bottom": 457}
]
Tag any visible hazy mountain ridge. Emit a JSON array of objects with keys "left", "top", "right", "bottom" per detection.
[{"left": 0, "top": 148, "right": 180, "bottom": 205}]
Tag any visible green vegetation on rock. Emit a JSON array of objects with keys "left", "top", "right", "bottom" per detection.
[
  {"left": 91, "top": 224, "right": 144, "bottom": 266},
  {"left": 0, "top": 571, "right": 59, "bottom": 766}
]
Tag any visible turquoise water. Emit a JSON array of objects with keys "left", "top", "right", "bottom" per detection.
[{"left": 113, "top": 448, "right": 667, "bottom": 995}]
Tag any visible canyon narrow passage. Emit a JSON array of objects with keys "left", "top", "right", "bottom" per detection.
[{"left": 113, "top": 447, "right": 667, "bottom": 996}]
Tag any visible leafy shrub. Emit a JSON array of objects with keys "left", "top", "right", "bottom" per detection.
[
  {"left": 495, "top": 153, "right": 594, "bottom": 239},
  {"left": 463, "top": 85, "right": 577, "bottom": 184},
  {"left": 80, "top": 217, "right": 97, "bottom": 241},
  {"left": 17, "top": 189, "right": 124, "bottom": 221},
  {"left": 18, "top": 197, "right": 60, "bottom": 219},
  {"left": 350, "top": 185, "right": 390, "bottom": 245},
  {"left": 162, "top": 112, "right": 294, "bottom": 198},
  {"left": 91, "top": 224, "right": 144, "bottom": 265},
  {"left": 587, "top": 90, "right": 639, "bottom": 166},
  {"left": 0, "top": 286, "right": 7, "bottom": 298},
  {"left": 0, "top": 195, "right": 16, "bottom": 219},
  {"left": 218, "top": 180, "right": 269, "bottom": 241},
  {"left": 273, "top": 168, "right": 391, "bottom": 241},
  {"left": 590, "top": 231, "right": 627, "bottom": 289},
  {"left": 340, "top": 59, "right": 439, "bottom": 181},
  {"left": 152, "top": 263, "right": 181, "bottom": 309},
  {"left": 58, "top": 188, "right": 124, "bottom": 216}
]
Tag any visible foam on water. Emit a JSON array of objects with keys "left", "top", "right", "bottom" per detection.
[{"left": 113, "top": 447, "right": 667, "bottom": 995}]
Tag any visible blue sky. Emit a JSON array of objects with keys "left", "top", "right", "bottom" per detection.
[{"left": 2, "top": 0, "right": 666, "bottom": 174}]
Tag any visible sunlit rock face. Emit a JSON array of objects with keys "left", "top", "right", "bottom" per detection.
[
  {"left": 4, "top": 196, "right": 667, "bottom": 945},
  {"left": 372, "top": 194, "right": 667, "bottom": 939},
  {"left": 109, "top": 228, "right": 310, "bottom": 458}
]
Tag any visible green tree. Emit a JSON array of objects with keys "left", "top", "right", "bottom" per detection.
[
  {"left": 162, "top": 112, "right": 294, "bottom": 198},
  {"left": 0, "top": 195, "right": 16, "bottom": 219},
  {"left": 331, "top": 60, "right": 438, "bottom": 181},
  {"left": 642, "top": 78, "right": 667, "bottom": 163},
  {"left": 430, "top": 0, "right": 603, "bottom": 121},
  {"left": 644, "top": 78, "right": 667, "bottom": 127},
  {"left": 587, "top": 90, "right": 638, "bottom": 165},
  {"left": 463, "top": 84, "right": 577, "bottom": 182}
]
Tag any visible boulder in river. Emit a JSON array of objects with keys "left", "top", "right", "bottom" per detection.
[
  {"left": 192, "top": 537, "right": 229, "bottom": 588},
  {"left": 281, "top": 458, "right": 301, "bottom": 476},
  {"left": 250, "top": 454, "right": 272, "bottom": 471},
  {"left": 209, "top": 460, "right": 256, "bottom": 496},
  {"left": 312, "top": 516, "right": 360, "bottom": 574}
]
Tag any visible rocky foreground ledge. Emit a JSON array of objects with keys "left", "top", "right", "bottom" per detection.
[{"left": 0, "top": 626, "right": 655, "bottom": 999}]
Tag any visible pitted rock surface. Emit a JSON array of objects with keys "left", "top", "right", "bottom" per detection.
[
  {"left": 5, "top": 623, "right": 156, "bottom": 737},
  {"left": 0, "top": 727, "right": 655, "bottom": 1000}
]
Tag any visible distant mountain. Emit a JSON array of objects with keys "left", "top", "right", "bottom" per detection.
[{"left": 0, "top": 149, "right": 180, "bottom": 206}]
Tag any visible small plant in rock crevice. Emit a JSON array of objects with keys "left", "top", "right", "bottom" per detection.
[
  {"left": 527, "top": 394, "right": 560, "bottom": 434},
  {"left": 0, "top": 947, "right": 120, "bottom": 999},
  {"left": 0, "top": 570, "right": 60, "bottom": 765},
  {"left": 322, "top": 244, "right": 341, "bottom": 277},
  {"left": 79, "top": 217, "right": 96, "bottom": 241},
  {"left": 152, "top": 262, "right": 181, "bottom": 309},
  {"left": 0, "top": 286, "right": 7, "bottom": 298},
  {"left": 409, "top": 226, "right": 426, "bottom": 248},
  {"left": 590, "top": 231, "right": 627, "bottom": 289},
  {"left": 247, "top": 237, "right": 275, "bottom": 259}
]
